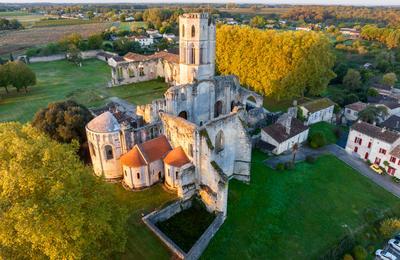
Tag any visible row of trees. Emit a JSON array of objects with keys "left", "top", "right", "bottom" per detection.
[
  {"left": 361, "top": 25, "right": 400, "bottom": 49},
  {"left": 0, "top": 122, "right": 128, "bottom": 259},
  {"left": 216, "top": 25, "right": 336, "bottom": 100},
  {"left": 0, "top": 61, "right": 36, "bottom": 93},
  {"left": 0, "top": 17, "right": 22, "bottom": 30}
]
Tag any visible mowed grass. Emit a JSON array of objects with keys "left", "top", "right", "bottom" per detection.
[
  {"left": 0, "top": 59, "right": 169, "bottom": 122},
  {"left": 202, "top": 152, "right": 400, "bottom": 259},
  {"left": 110, "top": 183, "right": 176, "bottom": 259},
  {"left": 309, "top": 121, "right": 338, "bottom": 144},
  {"left": 119, "top": 21, "right": 148, "bottom": 31}
]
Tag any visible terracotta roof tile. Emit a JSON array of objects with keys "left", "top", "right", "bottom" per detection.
[
  {"left": 138, "top": 135, "right": 171, "bottom": 163},
  {"left": 164, "top": 146, "right": 190, "bottom": 167},
  {"left": 123, "top": 52, "right": 148, "bottom": 62},
  {"left": 120, "top": 147, "right": 146, "bottom": 167},
  {"left": 122, "top": 51, "right": 179, "bottom": 64}
]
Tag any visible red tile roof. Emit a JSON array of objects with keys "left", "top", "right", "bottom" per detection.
[
  {"left": 164, "top": 146, "right": 190, "bottom": 167},
  {"left": 120, "top": 147, "right": 146, "bottom": 168},
  {"left": 123, "top": 52, "right": 148, "bottom": 62},
  {"left": 138, "top": 135, "right": 171, "bottom": 163}
]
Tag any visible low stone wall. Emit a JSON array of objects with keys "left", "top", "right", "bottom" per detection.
[
  {"left": 29, "top": 54, "right": 65, "bottom": 63},
  {"left": 142, "top": 198, "right": 225, "bottom": 260}
]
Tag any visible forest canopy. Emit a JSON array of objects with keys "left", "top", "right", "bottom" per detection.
[{"left": 216, "top": 25, "right": 336, "bottom": 100}]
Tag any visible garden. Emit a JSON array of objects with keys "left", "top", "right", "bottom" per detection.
[
  {"left": 0, "top": 59, "right": 169, "bottom": 122},
  {"left": 202, "top": 151, "right": 400, "bottom": 259}
]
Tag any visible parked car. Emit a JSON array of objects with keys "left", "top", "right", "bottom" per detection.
[
  {"left": 370, "top": 164, "right": 384, "bottom": 174},
  {"left": 376, "top": 249, "right": 397, "bottom": 260},
  {"left": 390, "top": 239, "right": 400, "bottom": 252}
]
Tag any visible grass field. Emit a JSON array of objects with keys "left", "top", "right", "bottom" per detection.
[
  {"left": 111, "top": 183, "right": 176, "bottom": 259},
  {"left": 203, "top": 151, "right": 400, "bottom": 259},
  {"left": 0, "top": 59, "right": 169, "bottom": 122},
  {"left": 119, "top": 21, "right": 148, "bottom": 31},
  {"left": 309, "top": 121, "right": 338, "bottom": 144},
  {"left": 32, "top": 19, "right": 100, "bottom": 28}
]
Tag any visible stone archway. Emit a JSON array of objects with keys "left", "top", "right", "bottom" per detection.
[
  {"left": 178, "top": 111, "right": 188, "bottom": 120},
  {"left": 214, "top": 100, "right": 223, "bottom": 118},
  {"left": 245, "top": 96, "right": 257, "bottom": 111}
]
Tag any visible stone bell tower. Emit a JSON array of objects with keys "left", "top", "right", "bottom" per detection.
[{"left": 177, "top": 13, "right": 215, "bottom": 85}]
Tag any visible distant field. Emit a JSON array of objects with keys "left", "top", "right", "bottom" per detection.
[
  {"left": 32, "top": 19, "right": 100, "bottom": 28},
  {"left": 218, "top": 7, "right": 290, "bottom": 16},
  {"left": 0, "top": 11, "right": 31, "bottom": 17},
  {"left": 0, "top": 59, "right": 169, "bottom": 122},
  {"left": 119, "top": 21, "right": 147, "bottom": 31},
  {"left": 0, "top": 22, "right": 111, "bottom": 55}
]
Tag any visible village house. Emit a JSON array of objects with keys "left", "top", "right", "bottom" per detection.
[
  {"left": 133, "top": 36, "right": 154, "bottom": 47},
  {"left": 346, "top": 121, "right": 400, "bottom": 178},
  {"left": 344, "top": 101, "right": 367, "bottom": 122},
  {"left": 380, "top": 115, "right": 400, "bottom": 132},
  {"left": 261, "top": 113, "right": 309, "bottom": 155},
  {"left": 299, "top": 98, "right": 335, "bottom": 125},
  {"left": 339, "top": 28, "right": 360, "bottom": 38}
]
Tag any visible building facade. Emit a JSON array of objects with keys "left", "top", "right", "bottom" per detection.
[{"left": 300, "top": 98, "right": 335, "bottom": 125}]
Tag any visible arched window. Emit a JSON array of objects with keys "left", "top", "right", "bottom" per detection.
[
  {"left": 139, "top": 66, "right": 145, "bottom": 76},
  {"left": 188, "top": 143, "right": 193, "bottom": 157},
  {"left": 178, "top": 111, "right": 188, "bottom": 120},
  {"left": 214, "top": 100, "right": 223, "bottom": 118},
  {"left": 191, "top": 46, "right": 196, "bottom": 64},
  {"left": 182, "top": 24, "right": 185, "bottom": 37},
  {"left": 105, "top": 145, "right": 113, "bottom": 160},
  {"left": 137, "top": 173, "right": 140, "bottom": 179},
  {"left": 191, "top": 25, "right": 195, "bottom": 37},
  {"left": 215, "top": 130, "right": 224, "bottom": 153},
  {"left": 176, "top": 171, "right": 179, "bottom": 179}
]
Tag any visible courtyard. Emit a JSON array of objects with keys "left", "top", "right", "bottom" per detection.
[
  {"left": 0, "top": 59, "right": 169, "bottom": 122},
  {"left": 202, "top": 151, "right": 400, "bottom": 259}
]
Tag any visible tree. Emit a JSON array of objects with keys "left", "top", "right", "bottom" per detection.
[
  {"left": 0, "top": 63, "right": 10, "bottom": 93},
  {"left": 358, "top": 105, "right": 388, "bottom": 124},
  {"left": 32, "top": 100, "right": 93, "bottom": 160},
  {"left": 113, "top": 38, "right": 141, "bottom": 55},
  {"left": 0, "top": 122, "right": 128, "bottom": 259},
  {"left": 383, "top": 72, "right": 397, "bottom": 87},
  {"left": 120, "top": 13, "right": 126, "bottom": 22},
  {"left": 343, "top": 69, "right": 362, "bottom": 90},
  {"left": 6, "top": 61, "right": 36, "bottom": 93},
  {"left": 87, "top": 11, "right": 94, "bottom": 19},
  {"left": 134, "top": 11, "right": 143, "bottom": 21},
  {"left": 250, "top": 16, "right": 266, "bottom": 28},
  {"left": 88, "top": 34, "right": 103, "bottom": 50},
  {"left": 216, "top": 25, "right": 335, "bottom": 100},
  {"left": 367, "top": 88, "right": 379, "bottom": 97},
  {"left": 308, "top": 132, "right": 327, "bottom": 148},
  {"left": 66, "top": 44, "right": 82, "bottom": 66},
  {"left": 380, "top": 218, "right": 400, "bottom": 238}
]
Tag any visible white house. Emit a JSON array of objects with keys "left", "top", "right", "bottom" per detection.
[
  {"left": 344, "top": 101, "right": 367, "bottom": 122},
  {"left": 261, "top": 114, "right": 309, "bottom": 155},
  {"left": 346, "top": 121, "right": 400, "bottom": 178},
  {"left": 300, "top": 98, "right": 335, "bottom": 125},
  {"left": 133, "top": 36, "right": 154, "bottom": 47}
]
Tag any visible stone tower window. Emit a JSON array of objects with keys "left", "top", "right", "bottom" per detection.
[
  {"left": 188, "top": 143, "right": 193, "bottom": 157},
  {"left": 182, "top": 24, "right": 185, "bottom": 37},
  {"left": 89, "top": 142, "right": 96, "bottom": 157},
  {"left": 104, "top": 145, "right": 113, "bottom": 160},
  {"left": 137, "top": 173, "right": 140, "bottom": 179},
  {"left": 191, "top": 25, "right": 195, "bottom": 37},
  {"left": 215, "top": 130, "right": 224, "bottom": 153}
]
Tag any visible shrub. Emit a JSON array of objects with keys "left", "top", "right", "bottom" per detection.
[
  {"left": 343, "top": 254, "right": 354, "bottom": 260},
  {"left": 305, "top": 155, "right": 316, "bottom": 164},
  {"left": 308, "top": 132, "right": 327, "bottom": 148},
  {"left": 352, "top": 245, "right": 367, "bottom": 260},
  {"left": 276, "top": 163, "right": 285, "bottom": 171},
  {"left": 284, "top": 161, "right": 295, "bottom": 170},
  {"left": 380, "top": 218, "right": 400, "bottom": 238},
  {"left": 366, "top": 159, "right": 372, "bottom": 165}
]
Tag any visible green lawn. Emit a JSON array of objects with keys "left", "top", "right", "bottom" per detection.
[
  {"left": 202, "top": 151, "right": 400, "bottom": 259},
  {"left": 110, "top": 184, "right": 176, "bottom": 259},
  {"left": 119, "top": 21, "right": 148, "bottom": 31},
  {"left": 0, "top": 59, "right": 168, "bottom": 122},
  {"left": 309, "top": 121, "right": 338, "bottom": 144}
]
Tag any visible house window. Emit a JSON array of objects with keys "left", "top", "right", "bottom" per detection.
[
  {"left": 375, "top": 157, "right": 381, "bottom": 164},
  {"left": 354, "top": 146, "right": 358, "bottom": 153},
  {"left": 105, "top": 145, "right": 113, "bottom": 160},
  {"left": 137, "top": 173, "right": 140, "bottom": 179},
  {"left": 388, "top": 167, "right": 396, "bottom": 175},
  {"left": 354, "top": 137, "right": 362, "bottom": 145},
  {"left": 368, "top": 142, "right": 372, "bottom": 148},
  {"left": 390, "top": 156, "right": 397, "bottom": 163},
  {"left": 215, "top": 130, "right": 224, "bottom": 153},
  {"left": 139, "top": 66, "right": 145, "bottom": 76},
  {"left": 364, "top": 152, "right": 369, "bottom": 159},
  {"left": 379, "top": 148, "right": 387, "bottom": 155}
]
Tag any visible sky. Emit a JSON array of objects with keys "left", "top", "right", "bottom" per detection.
[{"left": 0, "top": 0, "right": 398, "bottom": 6}]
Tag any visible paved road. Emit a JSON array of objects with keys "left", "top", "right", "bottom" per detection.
[{"left": 265, "top": 144, "right": 400, "bottom": 199}]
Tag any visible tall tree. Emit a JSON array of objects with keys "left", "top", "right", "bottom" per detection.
[
  {"left": 383, "top": 72, "right": 397, "bottom": 87},
  {"left": 0, "top": 122, "right": 128, "bottom": 259},
  {"left": 7, "top": 61, "right": 36, "bottom": 93},
  {"left": 358, "top": 105, "right": 388, "bottom": 124},
  {"left": 343, "top": 69, "right": 362, "bottom": 90},
  {"left": 0, "top": 64, "right": 10, "bottom": 93}
]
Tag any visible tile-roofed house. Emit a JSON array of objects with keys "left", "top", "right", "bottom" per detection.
[
  {"left": 380, "top": 115, "right": 400, "bottom": 132},
  {"left": 346, "top": 121, "right": 400, "bottom": 178},
  {"left": 344, "top": 102, "right": 367, "bottom": 122},
  {"left": 299, "top": 98, "right": 335, "bottom": 125},
  {"left": 372, "top": 83, "right": 392, "bottom": 96},
  {"left": 261, "top": 114, "right": 309, "bottom": 154},
  {"left": 367, "top": 94, "right": 398, "bottom": 104},
  {"left": 124, "top": 52, "right": 149, "bottom": 62},
  {"left": 164, "top": 146, "right": 190, "bottom": 167},
  {"left": 163, "top": 146, "right": 193, "bottom": 191},
  {"left": 120, "top": 147, "right": 146, "bottom": 168},
  {"left": 351, "top": 121, "right": 400, "bottom": 144}
]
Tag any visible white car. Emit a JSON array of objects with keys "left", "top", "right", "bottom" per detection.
[
  {"left": 376, "top": 249, "right": 397, "bottom": 260},
  {"left": 389, "top": 239, "right": 400, "bottom": 252}
]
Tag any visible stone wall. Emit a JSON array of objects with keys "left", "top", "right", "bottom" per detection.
[
  {"left": 142, "top": 197, "right": 225, "bottom": 260},
  {"left": 29, "top": 54, "right": 66, "bottom": 63}
]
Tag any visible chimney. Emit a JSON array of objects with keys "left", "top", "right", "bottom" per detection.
[{"left": 285, "top": 117, "right": 291, "bottom": 135}]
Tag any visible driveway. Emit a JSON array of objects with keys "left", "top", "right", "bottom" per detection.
[{"left": 265, "top": 144, "right": 400, "bottom": 199}]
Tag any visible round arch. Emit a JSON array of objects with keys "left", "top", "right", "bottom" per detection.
[
  {"left": 214, "top": 100, "right": 223, "bottom": 118},
  {"left": 178, "top": 111, "right": 188, "bottom": 120}
]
